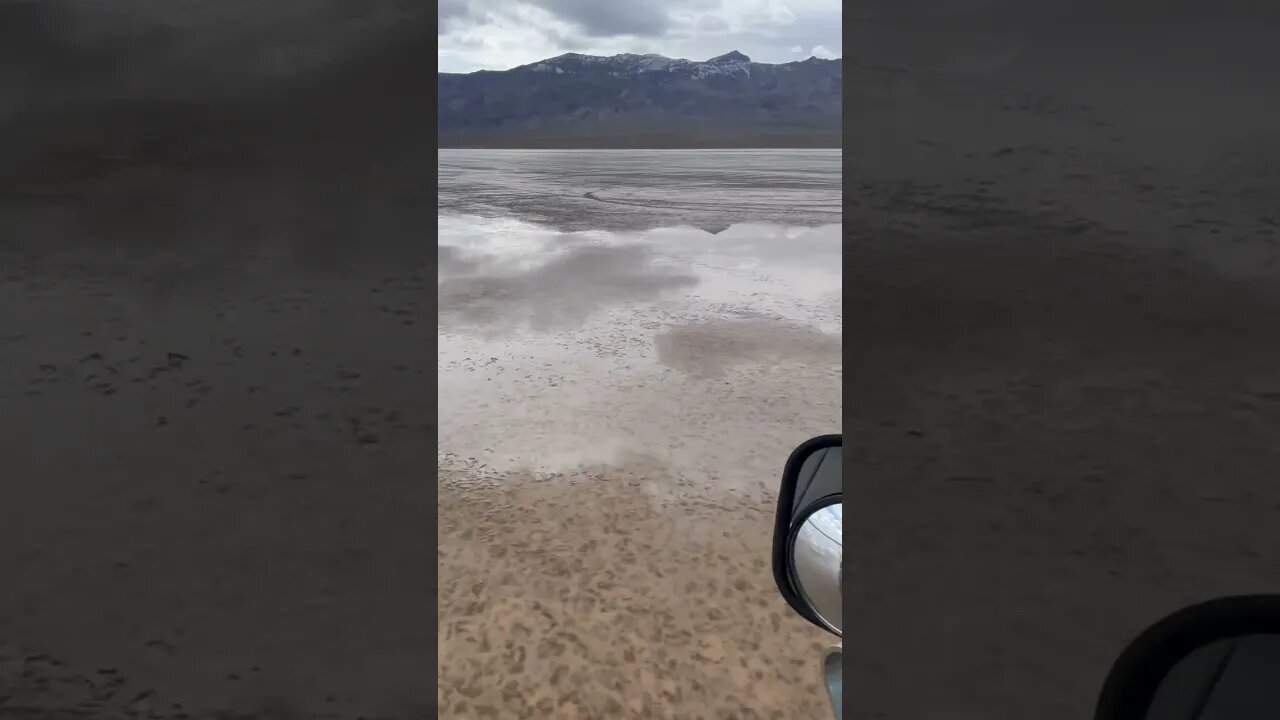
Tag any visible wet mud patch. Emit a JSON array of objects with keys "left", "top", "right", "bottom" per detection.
[
  {"left": 437, "top": 459, "right": 831, "bottom": 720},
  {"left": 438, "top": 244, "right": 698, "bottom": 332},
  {"left": 437, "top": 149, "right": 840, "bottom": 233},
  {"left": 655, "top": 319, "right": 842, "bottom": 378}
]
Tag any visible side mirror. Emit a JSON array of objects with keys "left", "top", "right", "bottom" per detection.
[
  {"left": 1096, "top": 595, "right": 1280, "bottom": 720},
  {"left": 823, "top": 645, "right": 843, "bottom": 718},
  {"left": 773, "top": 434, "right": 842, "bottom": 636}
]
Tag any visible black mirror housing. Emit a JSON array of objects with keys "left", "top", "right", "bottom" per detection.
[{"left": 772, "top": 434, "right": 842, "bottom": 634}]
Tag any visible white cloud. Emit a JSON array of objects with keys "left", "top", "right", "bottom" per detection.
[
  {"left": 438, "top": 0, "right": 841, "bottom": 72},
  {"left": 810, "top": 44, "right": 837, "bottom": 59},
  {"left": 789, "top": 45, "right": 803, "bottom": 53},
  {"left": 734, "top": 0, "right": 797, "bottom": 31}
]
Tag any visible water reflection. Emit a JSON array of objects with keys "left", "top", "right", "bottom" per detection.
[
  {"left": 437, "top": 213, "right": 843, "bottom": 484},
  {"left": 437, "top": 214, "right": 841, "bottom": 334},
  {"left": 793, "top": 503, "right": 842, "bottom": 633},
  {"left": 438, "top": 242, "right": 698, "bottom": 332}
]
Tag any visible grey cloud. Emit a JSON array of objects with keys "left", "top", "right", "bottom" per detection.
[
  {"left": 696, "top": 15, "right": 731, "bottom": 33},
  {"left": 439, "top": 0, "right": 497, "bottom": 33},
  {"left": 438, "top": 0, "right": 469, "bottom": 32},
  {"left": 439, "top": 0, "right": 473, "bottom": 20},
  {"left": 722, "top": 13, "right": 840, "bottom": 54},
  {"left": 526, "top": 0, "right": 675, "bottom": 37},
  {"left": 439, "top": 0, "right": 693, "bottom": 39},
  {"left": 436, "top": 0, "right": 842, "bottom": 66},
  {"left": 742, "top": 10, "right": 795, "bottom": 30},
  {"left": 539, "top": 25, "right": 590, "bottom": 50}
]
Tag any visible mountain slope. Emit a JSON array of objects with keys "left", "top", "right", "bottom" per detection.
[{"left": 438, "top": 51, "right": 841, "bottom": 148}]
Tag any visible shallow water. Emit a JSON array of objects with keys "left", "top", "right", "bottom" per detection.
[
  {"left": 436, "top": 150, "right": 843, "bottom": 719},
  {"left": 437, "top": 150, "right": 843, "bottom": 483}
]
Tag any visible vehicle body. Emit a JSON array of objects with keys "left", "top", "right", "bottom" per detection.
[
  {"left": 772, "top": 435, "right": 843, "bottom": 718},
  {"left": 770, "top": 435, "right": 1280, "bottom": 720}
]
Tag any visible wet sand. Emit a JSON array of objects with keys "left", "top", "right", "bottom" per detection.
[
  {"left": 438, "top": 465, "right": 833, "bottom": 720},
  {"left": 437, "top": 193, "right": 843, "bottom": 717}
]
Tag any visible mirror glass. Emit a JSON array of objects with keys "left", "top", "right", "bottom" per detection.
[
  {"left": 823, "top": 646, "right": 843, "bottom": 719},
  {"left": 791, "top": 502, "right": 842, "bottom": 634}
]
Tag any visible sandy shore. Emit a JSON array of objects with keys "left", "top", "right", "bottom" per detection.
[
  {"left": 436, "top": 212, "right": 843, "bottom": 718},
  {"left": 438, "top": 463, "right": 834, "bottom": 720}
]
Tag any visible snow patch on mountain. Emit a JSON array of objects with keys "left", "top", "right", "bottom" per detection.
[{"left": 519, "top": 51, "right": 757, "bottom": 80}]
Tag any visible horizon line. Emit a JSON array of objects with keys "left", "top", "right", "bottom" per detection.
[{"left": 438, "top": 51, "right": 842, "bottom": 75}]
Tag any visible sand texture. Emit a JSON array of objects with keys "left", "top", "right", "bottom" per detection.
[{"left": 436, "top": 150, "right": 844, "bottom": 719}]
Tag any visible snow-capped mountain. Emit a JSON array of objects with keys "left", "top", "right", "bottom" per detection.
[
  {"left": 517, "top": 50, "right": 756, "bottom": 80},
  {"left": 439, "top": 51, "right": 841, "bottom": 148}
]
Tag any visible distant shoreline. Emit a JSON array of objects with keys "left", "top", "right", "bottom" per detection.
[{"left": 438, "top": 133, "right": 841, "bottom": 150}]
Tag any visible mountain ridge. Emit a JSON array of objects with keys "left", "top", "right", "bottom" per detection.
[
  {"left": 440, "top": 49, "right": 833, "bottom": 76},
  {"left": 438, "top": 50, "right": 842, "bottom": 148}
]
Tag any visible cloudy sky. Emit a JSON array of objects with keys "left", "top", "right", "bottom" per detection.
[{"left": 438, "top": 0, "right": 841, "bottom": 73}]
